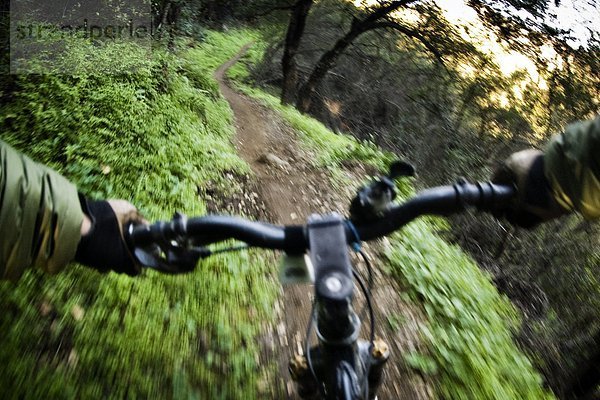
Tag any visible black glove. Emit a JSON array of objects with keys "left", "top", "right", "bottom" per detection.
[
  {"left": 75, "top": 196, "right": 142, "bottom": 276},
  {"left": 492, "top": 149, "right": 568, "bottom": 229}
]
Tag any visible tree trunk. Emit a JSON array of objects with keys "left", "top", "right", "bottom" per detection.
[
  {"left": 564, "top": 332, "right": 600, "bottom": 399},
  {"left": 294, "top": 1, "right": 417, "bottom": 112},
  {"left": 280, "top": 0, "right": 313, "bottom": 105},
  {"left": 296, "top": 27, "right": 361, "bottom": 112},
  {"left": 155, "top": 0, "right": 172, "bottom": 36},
  {"left": 166, "top": 1, "right": 181, "bottom": 51}
]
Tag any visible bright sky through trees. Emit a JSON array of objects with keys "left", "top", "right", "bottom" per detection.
[
  {"left": 443, "top": 0, "right": 598, "bottom": 44},
  {"left": 441, "top": 0, "right": 599, "bottom": 76},
  {"left": 355, "top": 0, "right": 598, "bottom": 75},
  {"left": 439, "top": 0, "right": 536, "bottom": 76}
]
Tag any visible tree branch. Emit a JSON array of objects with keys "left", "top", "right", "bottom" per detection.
[
  {"left": 365, "top": 21, "right": 447, "bottom": 68},
  {"left": 362, "top": 0, "right": 419, "bottom": 25}
]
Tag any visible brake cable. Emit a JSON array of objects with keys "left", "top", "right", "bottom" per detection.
[
  {"left": 305, "top": 303, "right": 327, "bottom": 397},
  {"left": 353, "top": 266, "right": 376, "bottom": 399},
  {"left": 347, "top": 219, "right": 376, "bottom": 398}
]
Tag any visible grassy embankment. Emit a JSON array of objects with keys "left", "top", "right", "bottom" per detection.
[
  {"left": 219, "top": 29, "right": 554, "bottom": 399},
  {"left": 0, "top": 32, "right": 279, "bottom": 398}
]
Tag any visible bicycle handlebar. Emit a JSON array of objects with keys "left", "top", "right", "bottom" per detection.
[
  {"left": 355, "top": 181, "right": 513, "bottom": 241},
  {"left": 125, "top": 179, "right": 515, "bottom": 398},
  {"left": 128, "top": 181, "right": 514, "bottom": 254}
]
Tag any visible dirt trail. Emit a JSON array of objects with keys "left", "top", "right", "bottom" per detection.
[{"left": 214, "top": 46, "right": 434, "bottom": 400}]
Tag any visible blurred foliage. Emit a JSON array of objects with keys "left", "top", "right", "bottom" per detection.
[
  {"left": 388, "top": 222, "right": 553, "bottom": 399},
  {"left": 0, "top": 31, "right": 280, "bottom": 398}
]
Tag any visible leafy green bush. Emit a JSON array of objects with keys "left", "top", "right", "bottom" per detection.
[
  {"left": 0, "top": 33, "right": 277, "bottom": 399},
  {"left": 387, "top": 223, "right": 553, "bottom": 399}
]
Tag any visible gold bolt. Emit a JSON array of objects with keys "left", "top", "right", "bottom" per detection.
[
  {"left": 372, "top": 338, "right": 389, "bottom": 359},
  {"left": 289, "top": 354, "right": 308, "bottom": 379}
]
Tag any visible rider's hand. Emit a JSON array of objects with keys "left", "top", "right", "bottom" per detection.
[
  {"left": 492, "top": 149, "right": 568, "bottom": 229},
  {"left": 75, "top": 196, "right": 146, "bottom": 276}
]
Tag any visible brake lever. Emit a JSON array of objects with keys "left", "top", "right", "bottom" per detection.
[
  {"left": 126, "top": 213, "right": 213, "bottom": 274},
  {"left": 133, "top": 244, "right": 212, "bottom": 274}
]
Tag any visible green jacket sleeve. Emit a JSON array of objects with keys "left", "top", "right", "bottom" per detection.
[
  {"left": 0, "top": 139, "right": 83, "bottom": 280},
  {"left": 544, "top": 116, "right": 600, "bottom": 219}
]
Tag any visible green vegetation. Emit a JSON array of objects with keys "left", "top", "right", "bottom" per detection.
[
  {"left": 0, "top": 21, "right": 555, "bottom": 399},
  {"left": 0, "top": 33, "right": 278, "bottom": 398},
  {"left": 6, "top": 0, "right": 597, "bottom": 394},
  {"left": 220, "top": 29, "right": 553, "bottom": 399},
  {"left": 388, "top": 223, "right": 552, "bottom": 399}
]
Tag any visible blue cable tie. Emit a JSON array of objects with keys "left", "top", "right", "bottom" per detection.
[{"left": 345, "top": 220, "right": 362, "bottom": 252}]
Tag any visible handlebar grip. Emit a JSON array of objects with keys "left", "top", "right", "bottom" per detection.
[
  {"left": 127, "top": 214, "right": 289, "bottom": 250},
  {"left": 126, "top": 221, "right": 169, "bottom": 248},
  {"left": 454, "top": 181, "right": 516, "bottom": 212},
  {"left": 355, "top": 182, "right": 516, "bottom": 241}
]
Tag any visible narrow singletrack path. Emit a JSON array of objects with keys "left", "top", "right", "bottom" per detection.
[{"left": 214, "top": 45, "right": 434, "bottom": 400}]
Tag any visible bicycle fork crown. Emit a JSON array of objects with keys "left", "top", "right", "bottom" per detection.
[
  {"left": 288, "top": 214, "right": 390, "bottom": 399},
  {"left": 289, "top": 340, "right": 391, "bottom": 399}
]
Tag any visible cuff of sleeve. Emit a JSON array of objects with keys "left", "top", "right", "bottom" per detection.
[{"left": 41, "top": 173, "right": 84, "bottom": 274}]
